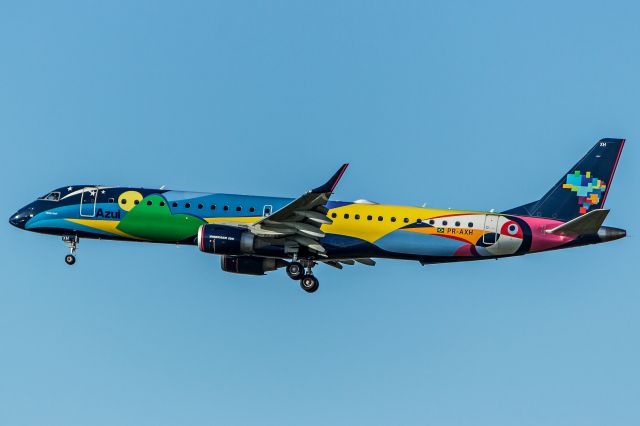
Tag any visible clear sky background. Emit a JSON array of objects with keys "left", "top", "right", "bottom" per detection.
[{"left": 1, "top": 1, "right": 638, "bottom": 425}]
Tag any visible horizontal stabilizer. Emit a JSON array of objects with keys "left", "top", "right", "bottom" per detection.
[{"left": 545, "top": 209, "right": 609, "bottom": 236}]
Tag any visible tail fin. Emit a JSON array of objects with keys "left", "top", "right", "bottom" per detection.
[{"left": 504, "top": 138, "right": 625, "bottom": 221}]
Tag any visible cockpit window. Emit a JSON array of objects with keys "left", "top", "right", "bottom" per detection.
[{"left": 40, "top": 192, "right": 61, "bottom": 201}]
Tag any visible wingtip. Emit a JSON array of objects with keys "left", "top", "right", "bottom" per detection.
[
  {"left": 312, "top": 163, "right": 350, "bottom": 193},
  {"left": 329, "top": 163, "right": 349, "bottom": 192}
]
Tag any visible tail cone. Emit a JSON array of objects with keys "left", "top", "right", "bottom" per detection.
[{"left": 598, "top": 226, "right": 626, "bottom": 242}]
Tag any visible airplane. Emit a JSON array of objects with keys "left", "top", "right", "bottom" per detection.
[{"left": 9, "top": 138, "right": 626, "bottom": 293}]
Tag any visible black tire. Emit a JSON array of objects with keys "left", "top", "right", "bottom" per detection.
[
  {"left": 65, "top": 254, "right": 76, "bottom": 265},
  {"left": 300, "top": 275, "right": 319, "bottom": 293},
  {"left": 286, "top": 262, "right": 304, "bottom": 280}
]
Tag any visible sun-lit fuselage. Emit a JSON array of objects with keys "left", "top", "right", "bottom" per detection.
[
  {"left": 7, "top": 139, "right": 627, "bottom": 293},
  {"left": 9, "top": 185, "right": 625, "bottom": 264}
]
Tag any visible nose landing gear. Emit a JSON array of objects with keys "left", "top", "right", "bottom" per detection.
[{"left": 62, "top": 235, "right": 78, "bottom": 265}]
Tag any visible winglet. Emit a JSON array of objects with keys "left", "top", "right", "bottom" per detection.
[
  {"left": 545, "top": 209, "right": 610, "bottom": 236},
  {"left": 311, "top": 163, "right": 349, "bottom": 193}
]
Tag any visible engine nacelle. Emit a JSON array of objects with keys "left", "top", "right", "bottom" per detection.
[
  {"left": 197, "top": 224, "right": 255, "bottom": 255},
  {"left": 220, "top": 255, "right": 286, "bottom": 275}
]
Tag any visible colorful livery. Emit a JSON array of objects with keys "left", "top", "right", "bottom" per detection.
[{"left": 10, "top": 139, "right": 626, "bottom": 293}]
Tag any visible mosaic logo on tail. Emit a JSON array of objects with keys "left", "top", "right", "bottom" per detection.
[{"left": 562, "top": 171, "right": 606, "bottom": 214}]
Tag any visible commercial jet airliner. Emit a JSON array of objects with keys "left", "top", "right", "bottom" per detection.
[{"left": 10, "top": 139, "right": 626, "bottom": 293}]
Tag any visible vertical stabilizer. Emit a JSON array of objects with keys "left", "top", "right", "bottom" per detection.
[{"left": 504, "top": 138, "right": 625, "bottom": 221}]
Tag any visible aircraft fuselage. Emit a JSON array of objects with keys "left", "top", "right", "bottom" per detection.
[
  {"left": 9, "top": 185, "right": 625, "bottom": 265},
  {"left": 7, "top": 138, "right": 627, "bottom": 292}
]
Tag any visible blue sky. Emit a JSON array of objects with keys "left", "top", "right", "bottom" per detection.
[{"left": 1, "top": 1, "right": 638, "bottom": 425}]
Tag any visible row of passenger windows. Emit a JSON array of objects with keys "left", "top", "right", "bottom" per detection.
[
  {"left": 330, "top": 212, "right": 474, "bottom": 227},
  {"left": 120, "top": 198, "right": 258, "bottom": 212},
  {"left": 115, "top": 198, "right": 473, "bottom": 226}
]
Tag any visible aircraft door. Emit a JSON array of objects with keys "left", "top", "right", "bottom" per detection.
[
  {"left": 80, "top": 187, "right": 98, "bottom": 217},
  {"left": 482, "top": 214, "right": 499, "bottom": 245}
]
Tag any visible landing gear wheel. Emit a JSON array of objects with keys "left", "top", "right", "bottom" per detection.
[
  {"left": 300, "top": 275, "right": 319, "bottom": 293},
  {"left": 286, "top": 262, "right": 304, "bottom": 280},
  {"left": 62, "top": 235, "right": 79, "bottom": 265}
]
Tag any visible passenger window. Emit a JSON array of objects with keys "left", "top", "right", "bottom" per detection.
[
  {"left": 468, "top": 222, "right": 474, "bottom": 227},
  {"left": 455, "top": 221, "right": 460, "bottom": 227},
  {"left": 378, "top": 216, "right": 383, "bottom": 221},
  {"left": 367, "top": 215, "right": 373, "bottom": 221},
  {"left": 442, "top": 220, "right": 448, "bottom": 226},
  {"left": 429, "top": 219, "right": 435, "bottom": 225},
  {"left": 198, "top": 204, "right": 204, "bottom": 209},
  {"left": 146, "top": 200, "right": 152, "bottom": 206},
  {"left": 223, "top": 205, "right": 229, "bottom": 211},
  {"left": 391, "top": 217, "right": 396, "bottom": 222},
  {"left": 344, "top": 213, "right": 349, "bottom": 219},
  {"left": 355, "top": 214, "right": 360, "bottom": 220},
  {"left": 417, "top": 219, "right": 422, "bottom": 224},
  {"left": 404, "top": 218, "right": 409, "bottom": 223},
  {"left": 236, "top": 206, "right": 242, "bottom": 212},
  {"left": 134, "top": 200, "right": 140, "bottom": 205},
  {"left": 108, "top": 198, "right": 115, "bottom": 203},
  {"left": 172, "top": 202, "right": 178, "bottom": 208},
  {"left": 331, "top": 212, "right": 337, "bottom": 218},
  {"left": 211, "top": 204, "right": 216, "bottom": 210},
  {"left": 249, "top": 207, "right": 255, "bottom": 213},
  {"left": 185, "top": 203, "right": 191, "bottom": 208},
  {"left": 159, "top": 201, "right": 165, "bottom": 207},
  {"left": 122, "top": 199, "right": 128, "bottom": 205}
]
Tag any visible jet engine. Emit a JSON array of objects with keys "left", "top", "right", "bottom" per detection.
[
  {"left": 220, "top": 255, "right": 286, "bottom": 275},
  {"left": 197, "top": 224, "right": 256, "bottom": 255}
]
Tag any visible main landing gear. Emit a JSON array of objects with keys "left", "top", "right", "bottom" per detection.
[
  {"left": 286, "top": 261, "right": 304, "bottom": 280},
  {"left": 286, "top": 259, "right": 319, "bottom": 293},
  {"left": 62, "top": 235, "right": 78, "bottom": 265},
  {"left": 300, "top": 274, "right": 319, "bottom": 293}
]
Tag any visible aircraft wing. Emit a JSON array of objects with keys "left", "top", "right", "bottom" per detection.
[{"left": 248, "top": 164, "right": 349, "bottom": 255}]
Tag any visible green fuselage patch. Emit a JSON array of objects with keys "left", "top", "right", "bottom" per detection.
[{"left": 116, "top": 195, "right": 205, "bottom": 242}]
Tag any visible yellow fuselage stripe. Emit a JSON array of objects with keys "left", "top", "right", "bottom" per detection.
[
  {"left": 66, "top": 205, "right": 487, "bottom": 244},
  {"left": 65, "top": 219, "right": 144, "bottom": 240}
]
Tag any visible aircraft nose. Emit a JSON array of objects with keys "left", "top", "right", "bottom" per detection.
[
  {"left": 9, "top": 213, "right": 21, "bottom": 228},
  {"left": 9, "top": 210, "right": 30, "bottom": 229}
]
